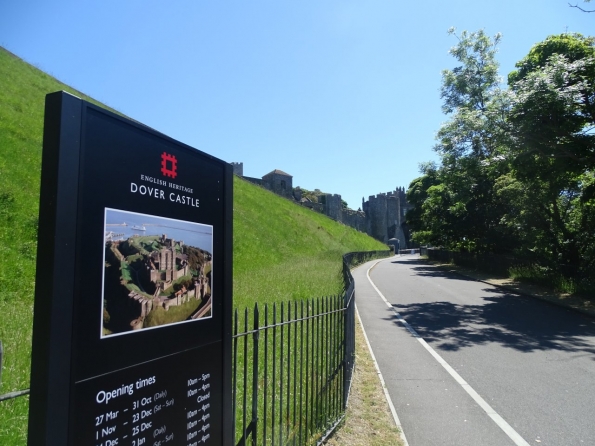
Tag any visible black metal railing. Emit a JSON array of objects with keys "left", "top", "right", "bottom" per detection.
[
  {"left": 232, "top": 250, "right": 391, "bottom": 446},
  {"left": 398, "top": 248, "right": 420, "bottom": 255},
  {"left": 232, "top": 296, "right": 349, "bottom": 446},
  {"left": 0, "top": 250, "right": 392, "bottom": 445}
]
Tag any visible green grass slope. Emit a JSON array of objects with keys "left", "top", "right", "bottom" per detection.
[
  {"left": 0, "top": 48, "right": 130, "bottom": 443},
  {"left": 233, "top": 176, "right": 387, "bottom": 309},
  {"left": 0, "top": 47, "right": 387, "bottom": 443}
]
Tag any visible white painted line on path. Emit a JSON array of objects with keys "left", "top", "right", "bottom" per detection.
[
  {"left": 355, "top": 304, "right": 410, "bottom": 446},
  {"left": 365, "top": 259, "right": 531, "bottom": 446}
]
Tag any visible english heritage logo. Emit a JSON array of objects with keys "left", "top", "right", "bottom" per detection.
[
  {"left": 130, "top": 150, "right": 197, "bottom": 207},
  {"left": 160, "top": 152, "right": 178, "bottom": 179}
]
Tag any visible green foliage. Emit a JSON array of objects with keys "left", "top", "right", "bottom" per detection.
[
  {"left": 415, "top": 29, "right": 514, "bottom": 252},
  {"left": 119, "top": 260, "right": 133, "bottom": 283},
  {"left": 504, "top": 33, "right": 595, "bottom": 277},
  {"left": 295, "top": 187, "right": 320, "bottom": 202},
  {"left": 405, "top": 167, "right": 440, "bottom": 244},
  {"left": 441, "top": 28, "right": 502, "bottom": 116},
  {"left": 508, "top": 33, "right": 595, "bottom": 85},
  {"left": 409, "top": 30, "right": 595, "bottom": 287},
  {"left": 126, "top": 235, "right": 158, "bottom": 256},
  {"left": 184, "top": 245, "right": 205, "bottom": 271},
  {"left": 509, "top": 264, "right": 594, "bottom": 296},
  {"left": 507, "top": 33, "right": 595, "bottom": 175},
  {"left": 509, "top": 44, "right": 595, "bottom": 170}
]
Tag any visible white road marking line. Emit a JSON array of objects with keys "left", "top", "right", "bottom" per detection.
[
  {"left": 366, "top": 259, "right": 531, "bottom": 446},
  {"left": 355, "top": 304, "right": 411, "bottom": 446}
]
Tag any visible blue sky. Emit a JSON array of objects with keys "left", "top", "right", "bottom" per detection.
[{"left": 0, "top": 0, "right": 592, "bottom": 209}]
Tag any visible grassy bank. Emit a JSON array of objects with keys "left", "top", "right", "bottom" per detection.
[
  {"left": 326, "top": 315, "right": 404, "bottom": 446},
  {"left": 0, "top": 49, "right": 125, "bottom": 442},
  {"left": 508, "top": 265, "right": 595, "bottom": 297},
  {"left": 0, "top": 46, "right": 387, "bottom": 444},
  {"left": 233, "top": 176, "right": 387, "bottom": 309}
]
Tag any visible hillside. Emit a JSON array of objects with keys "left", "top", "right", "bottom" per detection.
[
  {"left": 233, "top": 176, "right": 387, "bottom": 308},
  {"left": 0, "top": 46, "right": 387, "bottom": 443}
]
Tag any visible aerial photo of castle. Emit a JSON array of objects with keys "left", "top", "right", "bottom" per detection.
[{"left": 101, "top": 208, "right": 213, "bottom": 337}]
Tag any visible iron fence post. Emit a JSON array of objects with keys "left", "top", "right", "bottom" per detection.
[
  {"left": 252, "top": 304, "right": 260, "bottom": 446},
  {"left": 279, "top": 302, "right": 284, "bottom": 446},
  {"left": 233, "top": 309, "right": 238, "bottom": 444},
  {"left": 343, "top": 290, "right": 349, "bottom": 409},
  {"left": 263, "top": 304, "right": 269, "bottom": 446},
  {"left": 243, "top": 308, "right": 249, "bottom": 445},
  {"left": 271, "top": 303, "right": 277, "bottom": 446}
]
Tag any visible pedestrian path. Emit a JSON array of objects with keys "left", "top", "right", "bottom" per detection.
[{"left": 353, "top": 256, "right": 521, "bottom": 446}]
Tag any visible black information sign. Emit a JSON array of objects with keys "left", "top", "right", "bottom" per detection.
[{"left": 28, "top": 92, "right": 232, "bottom": 446}]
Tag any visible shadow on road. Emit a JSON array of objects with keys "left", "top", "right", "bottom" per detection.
[
  {"left": 391, "top": 258, "right": 428, "bottom": 265},
  {"left": 385, "top": 288, "right": 595, "bottom": 358},
  {"left": 392, "top": 258, "right": 476, "bottom": 281}
]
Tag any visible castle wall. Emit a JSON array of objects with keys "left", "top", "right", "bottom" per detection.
[
  {"left": 300, "top": 200, "right": 324, "bottom": 213},
  {"left": 231, "top": 162, "right": 412, "bottom": 247},
  {"left": 242, "top": 176, "right": 264, "bottom": 187},
  {"left": 150, "top": 269, "right": 162, "bottom": 283},
  {"left": 320, "top": 194, "right": 342, "bottom": 222},
  {"left": 386, "top": 194, "right": 399, "bottom": 240},
  {"left": 360, "top": 188, "right": 411, "bottom": 246},
  {"left": 231, "top": 162, "right": 244, "bottom": 176},
  {"left": 365, "top": 194, "right": 388, "bottom": 243},
  {"left": 342, "top": 209, "right": 366, "bottom": 232},
  {"left": 174, "top": 264, "right": 188, "bottom": 280},
  {"left": 262, "top": 172, "right": 293, "bottom": 199},
  {"left": 394, "top": 225, "right": 407, "bottom": 251}
]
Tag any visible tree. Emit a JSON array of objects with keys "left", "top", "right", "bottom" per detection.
[
  {"left": 409, "top": 29, "right": 595, "bottom": 288},
  {"left": 503, "top": 33, "right": 595, "bottom": 278},
  {"left": 429, "top": 29, "right": 514, "bottom": 252},
  {"left": 509, "top": 33, "right": 595, "bottom": 84},
  {"left": 508, "top": 34, "right": 595, "bottom": 170},
  {"left": 405, "top": 163, "right": 441, "bottom": 246},
  {"left": 569, "top": 0, "right": 594, "bottom": 13}
]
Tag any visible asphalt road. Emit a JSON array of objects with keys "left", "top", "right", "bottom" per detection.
[{"left": 354, "top": 255, "right": 595, "bottom": 446}]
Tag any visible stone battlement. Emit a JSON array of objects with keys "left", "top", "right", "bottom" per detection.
[
  {"left": 230, "top": 162, "right": 244, "bottom": 176},
  {"left": 232, "top": 163, "right": 412, "bottom": 247}
]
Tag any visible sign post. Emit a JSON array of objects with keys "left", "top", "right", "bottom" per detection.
[{"left": 28, "top": 91, "right": 232, "bottom": 446}]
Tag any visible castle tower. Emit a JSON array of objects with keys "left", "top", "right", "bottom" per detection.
[
  {"left": 320, "top": 193, "right": 343, "bottom": 222},
  {"left": 262, "top": 169, "right": 293, "bottom": 199},
  {"left": 231, "top": 162, "right": 244, "bottom": 176},
  {"left": 361, "top": 187, "right": 411, "bottom": 246},
  {"left": 386, "top": 192, "right": 399, "bottom": 240},
  {"left": 366, "top": 193, "right": 389, "bottom": 243}
]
